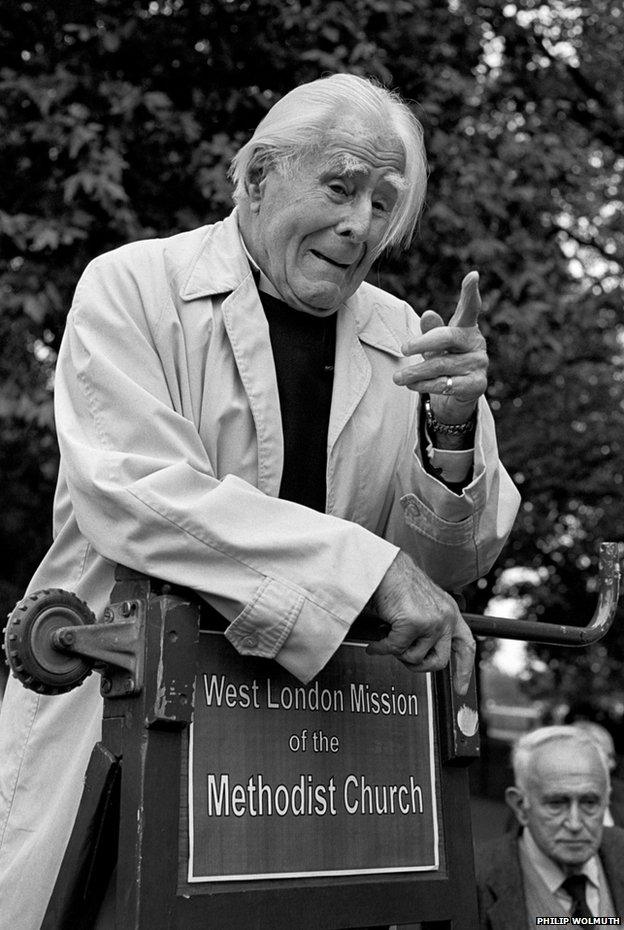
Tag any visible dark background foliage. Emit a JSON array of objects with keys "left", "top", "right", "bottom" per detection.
[{"left": 1, "top": 0, "right": 623, "bottom": 721}]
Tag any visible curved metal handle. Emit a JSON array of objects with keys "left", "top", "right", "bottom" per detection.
[{"left": 464, "top": 542, "right": 621, "bottom": 645}]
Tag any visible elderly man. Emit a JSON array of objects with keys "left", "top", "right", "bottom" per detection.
[
  {"left": 476, "top": 726, "right": 624, "bottom": 927},
  {"left": 0, "top": 74, "right": 518, "bottom": 927}
]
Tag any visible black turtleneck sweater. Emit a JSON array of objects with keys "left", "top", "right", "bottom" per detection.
[{"left": 259, "top": 291, "right": 336, "bottom": 514}]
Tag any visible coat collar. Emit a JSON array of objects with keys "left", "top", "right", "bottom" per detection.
[
  {"left": 177, "top": 211, "right": 405, "bottom": 494},
  {"left": 177, "top": 210, "right": 404, "bottom": 358},
  {"left": 178, "top": 211, "right": 251, "bottom": 300}
]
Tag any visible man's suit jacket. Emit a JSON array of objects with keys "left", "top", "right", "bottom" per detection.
[
  {"left": 475, "top": 828, "right": 624, "bottom": 930},
  {"left": 610, "top": 777, "right": 624, "bottom": 828}
]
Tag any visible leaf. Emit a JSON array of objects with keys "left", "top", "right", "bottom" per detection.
[{"left": 22, "top": 295, "right": 46, "bottom": 323}]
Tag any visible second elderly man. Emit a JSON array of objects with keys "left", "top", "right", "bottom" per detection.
[{"left": 476, "top": 726, "right": 624, "bottom": 926}]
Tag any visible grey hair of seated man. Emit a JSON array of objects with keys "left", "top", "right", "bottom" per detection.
[
  {"left": 229, "top": 73, "right": 428, "bottom": 254},
  {"left": 511, "top": 725, "right": 611, "bottom": 794},
  {"left": 571, "top": 720, "right": 617, "bottom": 773}
]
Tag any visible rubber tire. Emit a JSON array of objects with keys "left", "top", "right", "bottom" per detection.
[{"left": 3, "top": 588, "right": 96, "bottom": 695}]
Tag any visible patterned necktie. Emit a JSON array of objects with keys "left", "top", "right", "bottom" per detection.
[{"left": 561, "top": 874, "right": 593, "bottom": 918}]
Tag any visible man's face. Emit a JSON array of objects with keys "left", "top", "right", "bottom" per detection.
[
  {"left": 243, "top": 121, "right": 405, "bottom": 315},
  {"left": 517, "top": 742, "right": 608, "bottom": 870}
]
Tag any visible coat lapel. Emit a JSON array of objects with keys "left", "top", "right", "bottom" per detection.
[
  {"left": 599, "top": 827, "right": 624, "bottom": 913},
  {"left": 480, "top": 835, "right": 529, "bottom": 930},
  {"left": 220, "top": 277, "right": 284, "bottom": 497},
  {"left": 328, "top": 302, "right": 371, "bottom": 454},
  {"left": 328, "top": 287, "right": 403, "bottom": 455},
  {"left": 178, "top": 212, "right": 284, "bottom": 497}
]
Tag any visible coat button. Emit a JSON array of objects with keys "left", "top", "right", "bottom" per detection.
[{"left": 243, "top": 634, "right": 258, "bottom": 649}]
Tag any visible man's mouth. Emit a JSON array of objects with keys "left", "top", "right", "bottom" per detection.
[{"left": 310, "top": 249, "right": 355, "bottom": 269}]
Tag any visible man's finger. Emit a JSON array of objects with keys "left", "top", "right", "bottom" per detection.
[
  {"left": 419, "top": 309, "right": 445, "bottom": 336},
  {"left": 366, "top": 626, "right": 441, "bottom": 664},
  {"left": 449, "top": 271, "right": 481, "bottom": 329},
  {"left": 401, "top": 312, "right": 486, "bottom": 358},
  {"left": 451, "top": 616, "right": 477, "bottom": 695},
  {"left": 399, "top": 634, "right": 451, "bottom": 669},
  {"left": 395, "top": 350, "right": 481, "bottom": 383}
]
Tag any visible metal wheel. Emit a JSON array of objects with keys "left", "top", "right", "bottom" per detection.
[{"left": 3, "top": 588, "right": 96, "bottom": 694}]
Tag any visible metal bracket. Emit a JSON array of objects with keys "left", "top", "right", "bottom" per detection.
[
  {"left": 50, "top": 577, "right": 199, "bottom": 724},
  {"left": 52, "top": 598, "right": 145, "bottom": 698}
]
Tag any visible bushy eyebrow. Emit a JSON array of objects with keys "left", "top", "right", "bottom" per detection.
[{"left": 322, "top": 154, "right": 407, "bottom": 193}]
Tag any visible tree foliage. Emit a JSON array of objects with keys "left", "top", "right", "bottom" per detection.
[{"left": 1, "top": 0, "right": 623, "bottom": 710}]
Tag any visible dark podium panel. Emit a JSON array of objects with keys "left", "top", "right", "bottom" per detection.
[{"left": 42, "top": 568, "right": 482, "bottom": 930}]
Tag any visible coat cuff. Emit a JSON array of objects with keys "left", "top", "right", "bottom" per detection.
[{"left": 226, "top": 537, "right": 398, "bottom": 684}]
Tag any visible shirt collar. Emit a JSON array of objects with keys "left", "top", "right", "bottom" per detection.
[{"left": 520, "top": 828, "right": 600, "bottom": 893}]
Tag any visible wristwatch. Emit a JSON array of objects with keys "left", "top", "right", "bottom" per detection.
[{"left": 423, "top": 395, "right": 476, "bottom": 436}]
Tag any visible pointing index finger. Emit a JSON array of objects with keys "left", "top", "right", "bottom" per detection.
[{"left": 450, "top": 271, "right": 481, "bottom": 329}]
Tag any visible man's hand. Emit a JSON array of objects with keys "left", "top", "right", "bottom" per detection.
[
  {"left": 367, "top": 551, "right": 476, "bottom": 694},
  {"left": 393, "top": 270, "right": 487, "bottom": 425}
]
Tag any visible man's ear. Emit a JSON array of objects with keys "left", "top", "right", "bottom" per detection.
[
  {"left": 246, "top": 164, "right": 267, "bottom": 214},
  {"left": 505, "top": 786, "right": 529, "bottom": 827}
]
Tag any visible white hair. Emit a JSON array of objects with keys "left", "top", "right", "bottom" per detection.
[
  {"left": 571, "top": 720, "right": 616, "bottom": 772},
  {"left": 511, "top": 725, "right": 610, "bottom": 793},
  {"left": 229, "top": 73, "right": 428, "bottom": 253}
]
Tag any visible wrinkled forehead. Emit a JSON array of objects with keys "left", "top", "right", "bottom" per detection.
[
  {"left": 530, "top": 742, "right": 609, "bottom": 795},
  {"left": 322, "top": 150, "right": 407, "bottom": 193},
  {"left": 304, "top": 122, "right": 406, "bottom": 188}
]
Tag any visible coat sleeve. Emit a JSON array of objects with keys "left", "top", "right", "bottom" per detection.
[
  {"left": 384, "top": 396, "right": 520, "bottom": 590},
  {"left": 381, "top": 304, "right": 520, "bottom": 591},
  {"left": 54, "top": 254, "right": 398, "bottom": 684}
]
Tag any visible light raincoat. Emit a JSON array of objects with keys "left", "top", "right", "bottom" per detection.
[{"left": 0, "top": 212, "right": 519, "bottom": 928}]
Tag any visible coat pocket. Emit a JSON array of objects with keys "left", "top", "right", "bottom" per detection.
[{"left": 400, "top": 493, "right": 476, "bottom": 547}]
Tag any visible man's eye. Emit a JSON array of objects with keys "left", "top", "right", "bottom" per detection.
[
  {"left": 373, "top": 199, "right": 389, "bottom": 213},
  {"left": 328, "top": 182, "right": 348, "bottom": 196},
  {"left": 544, "top": 799, "right": 567, "bottom": 815},
  {"left": 579, "top": 797, "right": 602, "bottom": 815}
]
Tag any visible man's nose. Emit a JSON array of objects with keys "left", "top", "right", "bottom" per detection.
[
  {"left": 564, "top": 801, "right": 583, "bottom": 830},
  {"left": 335, "top": 198, "right": 373, "bottom": 242}
]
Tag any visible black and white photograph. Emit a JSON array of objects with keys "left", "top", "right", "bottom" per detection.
[{"left": 0, "top": 2, "right": 623, "bottom": 928}]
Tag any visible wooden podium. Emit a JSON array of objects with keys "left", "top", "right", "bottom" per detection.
[
  {"left": 5, "top": 544, "right": 618, "bottom": 927},
  {"left": 38, "top": 566, "right": 482, "bottom": 930}
]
